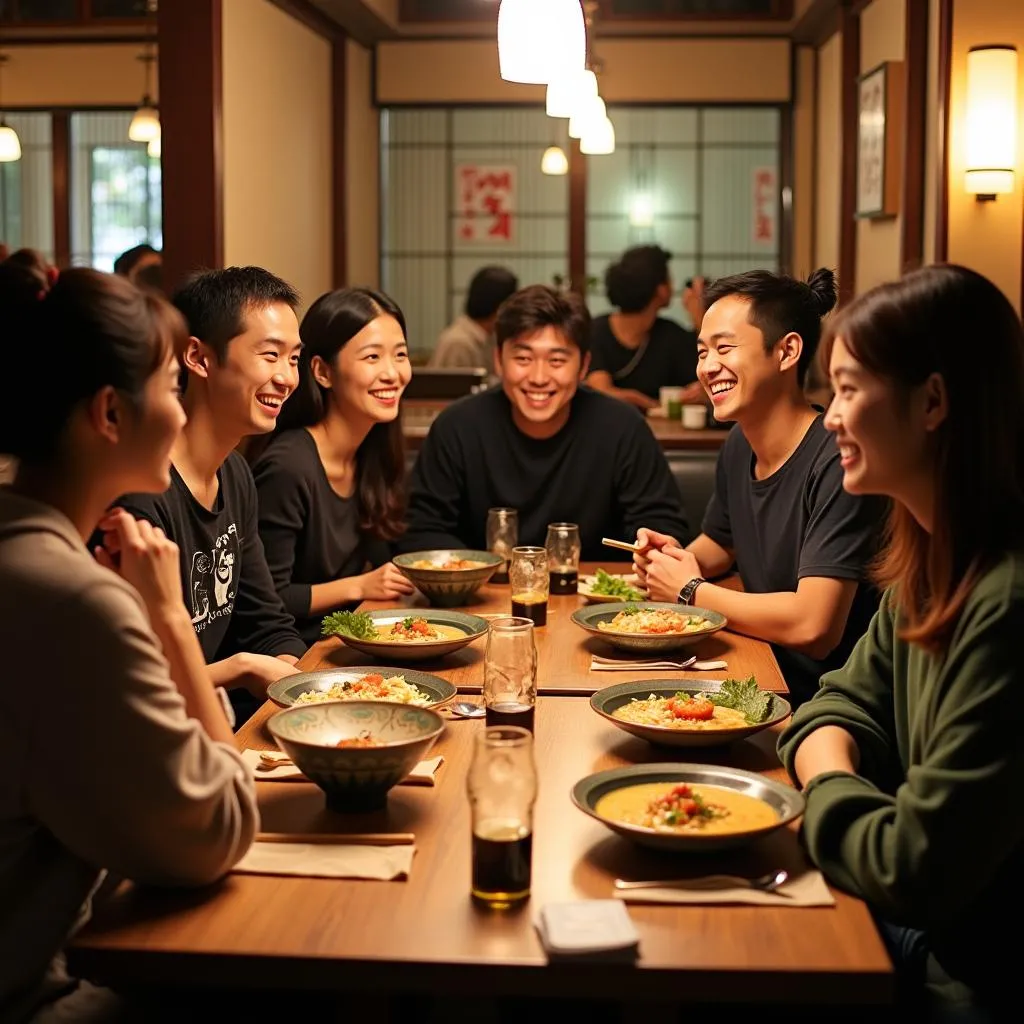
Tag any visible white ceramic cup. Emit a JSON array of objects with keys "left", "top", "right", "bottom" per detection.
[{"left": 682, "top": 404, "right": 707, "bottom": 429}]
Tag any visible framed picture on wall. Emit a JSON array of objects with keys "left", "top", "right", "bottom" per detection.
[{"left": 856, "top": 61, "right": 905, "bottom": 219}]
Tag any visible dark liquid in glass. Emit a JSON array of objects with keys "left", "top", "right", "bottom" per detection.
[
  {"left": 511, "top": 592, "right": 547, "bottom": 626},
  {"left": 485, "top": 701, "right": 535, "bottom": 733},
  {"left": 549, "top": 568, "right": 578, "bottom": 595},
  {"left": 471, "top": 826, "right": 533, "bottom": 908}
]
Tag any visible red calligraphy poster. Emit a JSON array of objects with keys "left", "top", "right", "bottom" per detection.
[
  {"left": 751, "top": 166, "right": 777, "bottom": 248},
  {"left": 455, "top": 164, "right": 516, "bottom": 246}
]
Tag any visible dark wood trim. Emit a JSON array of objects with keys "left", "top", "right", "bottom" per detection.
[
  {"left": 809, "top": 44, "right": 819, "bottom": 268},
  {"left": 900, "top": 0, "right": 928, "bottom": 272},
  {"left": 332, "top": 31, "right": 348, "bottom": 288},
  {"left": 157, "top": 0, "right": 223, "bottom": 290},
  {"left": 266, "top": 0, "right": 341, "bottom": 39},
  {"left": 838, "top": 2, "right": 859, "bottom": 305},
  {"left": 306, "top": 0, "right": 398, "bottom": 46},
  {"left": 568, "top": 139, "right": 586, "bottom": 296},
  {"left": 849, "top": 0, "right": 874, "bottom": 15},
  {"left": 935, "top": 0, "right": 952, "bottom": 262},
  {"left": 0, "top": 32, "right": 154, "bottom": 44},
  {"left": 396, "top": 0, "right": 791, "bottom": 22},
  {"left": 792, "top": 0, "right": 841, "bottom": 48},
  {"left": 50, "top": 111, "right": 70, "bottom": 269}
]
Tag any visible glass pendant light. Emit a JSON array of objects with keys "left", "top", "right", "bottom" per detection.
[
  {"left": 129, "top": 47, "right": 160, "bottom": 143},
  {"left": 546, "top": 69, "right": 598, "bottom": 119},
  {"left": 0, "top": 55, "right": 20, "bottom": 163},
  {"left": 498, "top": 0, "right": 586, "bottom": 86}
]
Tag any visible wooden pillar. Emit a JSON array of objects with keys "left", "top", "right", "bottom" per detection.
[
  {"left": 900, "top": 0, "right": 929, "bottom": 272},
  {"left": 568, "top": 138, "right": 587, "bottom": 296},
  {"left": 332, "top": 32, "right": 348, "bottom": 288},
  {"left": 838, "top": 3, "right": 860, "bottom": 306},
  {"left": 157, "top": 0, "right": 223, "bottom": 292}
]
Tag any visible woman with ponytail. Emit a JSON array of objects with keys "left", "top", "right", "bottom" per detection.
[
  {"left": 0, "top": 269, "right": 257, "bottom": 1022},
  {"left": 634, "top": 267, "right": 885, "bottom": 706},
  {"left": 250, "top": 287, "right": 414, "bottom": 645}
]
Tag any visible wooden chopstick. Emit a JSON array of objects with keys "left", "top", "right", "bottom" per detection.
[
  {"left": 256, "top": 832, "right": 415, "bottom": 847},
  {"left": 602, "top": 537, "right": 641, "bottom": 552}
]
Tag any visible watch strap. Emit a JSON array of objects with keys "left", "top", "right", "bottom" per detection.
[{"left": 677, "top": 577, "right": 707, "bottom": 606}]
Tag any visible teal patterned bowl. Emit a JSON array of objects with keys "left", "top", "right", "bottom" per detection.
[
  {"left": 393, "top": 549, "right": 503, "bottom": 607},
  {"left": 267, "top": 701, "right": 445, "bottom": 812}
]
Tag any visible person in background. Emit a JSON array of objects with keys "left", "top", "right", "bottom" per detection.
[
  {"left": 682, "top": 274, "right": 709, "bottom": 333},
  {"left": 430, "top": 265, "right": 519, "bottom": 369},
  {"left": 634, "top": 268, "right": 882, "bottom": 707},
  {"left": 0, "top": 268, "right": 257, "bottom": 1022},
  {"left": 113, "top": 242, "right": 162, "bottom": 287},
  {"left": 96, "top": 266, "right": 307, "bottom": 723},
  {"left": 402, "top": 284, "right": 690, "bottom": 560},
  {"left": 586, "top": 244, "right": 703, "bottom": 411},
  {"left": 250, "top": 288, "right": 414, "bottom": 646},
  {"left": 778, "top": 265, "right": 1024, "bottom": 1021},
  {"left": 3, "top": 247, "right": 57, "bottom": 291}
]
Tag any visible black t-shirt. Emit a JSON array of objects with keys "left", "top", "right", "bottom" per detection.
[
  {"left": 589, "top": 314, "right": 699, "bottom": 399},
  {"left": 252, "top": 429, "right": 381, "bottom": 646},
  {"left": 702, "top": 416, "right": 883, "bottom": 706},
  {"left": 400, "top": 385, "right": 691, "bottom": 561},
  {"left": 114, "top": 451, "right": 307, "bottom": 663}
]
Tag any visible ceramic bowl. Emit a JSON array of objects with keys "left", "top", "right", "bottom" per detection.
[
  {"left": 267, "top": 667, "right": 456, "bottom": 710},
  {"left": 393, "top": 550, "right": 503, "bottom": 607},
  {"left": 267, "top": 701, "right": 445, "bottom": 812},
  {"left": 328, "top": 609, "right": 489, "bottom": 662},
  {"left": 571, "top": 602, "right": 727, "bottom": 653}
]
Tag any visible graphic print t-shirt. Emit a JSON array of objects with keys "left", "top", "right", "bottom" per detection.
[{"left": 114, "top": 452, "right": 306, "bottom": 663}]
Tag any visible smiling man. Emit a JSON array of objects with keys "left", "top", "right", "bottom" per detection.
[
  {"left": 634, "top": 268, "right": 883, "bottom": 706},
  {"left": 102, "top": 267, "right": 307, "bottom": 713},
  {"left": 401, "top": 284, "right": 690, "bottom": 560}
]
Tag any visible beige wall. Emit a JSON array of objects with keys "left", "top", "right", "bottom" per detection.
[
  {"left": 856, "top": 0, "right": 906, "bottom": 294},
  {"left": 815, "top": 32, "right": 842, "bottom": 274},
  {"left": 947, "top": 0, "right": 1024, "bottom": 313},
  {"left": 2, "top": 44, "right": 155, "bottom": 107},
  {"left": 221, "top": 0, "right": 333, "bottom": 313},
  {"left": 793, "top": 46, "right": 816, "bottom": 277},
  {"left": 345, "top": 38, "right": 380, "bottom": 289},
  {"left": 377, "top": 38, "right": 791, "bottom": 104}
]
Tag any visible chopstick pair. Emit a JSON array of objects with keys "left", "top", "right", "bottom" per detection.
[
  {"left": 602, "top": 537, "right": 642, "bottom": 553},
  {"left": 256, "top": 832, "right": 415, "bottom": 847}
]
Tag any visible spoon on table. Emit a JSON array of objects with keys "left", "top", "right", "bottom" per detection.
[
  {"left": 613, "top": 869, "right": 790, "bottom": 895},
  {"left": 447, "top": 701, "right": 486, "bottom": 719}
]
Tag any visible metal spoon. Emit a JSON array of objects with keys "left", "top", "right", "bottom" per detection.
[
  {"left": 447, "top": 701, "right": 486, "bottom": 719},
  {"left": 613, "top": 869, "right": 790, "bottom": 895}
]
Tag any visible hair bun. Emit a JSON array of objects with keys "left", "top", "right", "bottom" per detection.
[{"left": 806, "top": 267, "right": 838, "bottom": 317}]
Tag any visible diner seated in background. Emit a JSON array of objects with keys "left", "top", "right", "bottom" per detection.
[
  {"left": 429, "top": 264, "right": 518, "bottom": 370},
  {"left": 681, "top": 274, "right": 709, "bottom": 333},
  {"left": 249, "top": 287, "right": 415, "bottom": 647},
  {"left": 113, "top": 242, "right": 162, "bottom": 288},
  {"left": 3, "top": 247, "right": 57, "bottom": 292},
  {"left": 779, "top": 264, "right": 1024, "bottom": 1022},
  {"left": 95, "top": 266, "right": 307, "bottom": 724},
  {"left": 401, "top": 284, "right": 691, "bottom": 561},
  {"left": 635, "top": 268, "right": 883, "bottom": 707},
  {"left": 0, "top": 268, "right": 257, "bottom": 1022},
  {"left": 586, "top": 244, "right": 704, "bottom": 412}
]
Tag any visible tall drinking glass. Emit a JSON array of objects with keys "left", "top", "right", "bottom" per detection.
[
  {"left": 509, "top": 546, "right": 549, "bottom": 626},
  {"left": 483, "top": 615, "right": 537, "bottom": 733},
  {"left": 486, "top": 507, "right": 518, "bottom": 585},
  {"left": 467, "top": 725, "right": 537, "bottom": 909},
  {"left": 545, "top": 522, "right": 581, "bottom": 595}
]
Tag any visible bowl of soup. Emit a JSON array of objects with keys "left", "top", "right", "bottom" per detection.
[
  {"left": 394, "top": 550, "right": 503, "bottom": 607},
  {"left": 267, "top": 700, "right": 445, "bottom": 812},
  {"left": 572, "top": 763, "right": 804, "bottom": 852},
  {"left": 329, "top": 609, "right": 490, "bottom": 663},
  {"left": 571, "top": 602, "right": 727, "bottom": 653}
]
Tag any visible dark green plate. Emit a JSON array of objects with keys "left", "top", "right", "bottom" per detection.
[
  {"left": 326, "top": 609, "right": 489, "bottom": 662},
  {"left": 571, "top": 602, "right": 727, "bottom": 653},
  {"left": 267, "top": 666, "right": 456, "bottom": 709}
]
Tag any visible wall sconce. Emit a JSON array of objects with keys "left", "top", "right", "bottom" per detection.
[{"left": 964, "top": 44, "right": 1018, "bottom": 201}]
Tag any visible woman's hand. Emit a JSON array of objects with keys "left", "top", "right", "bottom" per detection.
[
  {"left": 644, "top": 546, "right": 703, "bottom": 603},
  {"left": 356, "top": 562, "right": 416, "bottom": 602},
  {"left": 632, "top": 527, "right": 682, "bottom": 584},
  {"left": 94, "top": 509, "right": 188, "bottom": 625}
]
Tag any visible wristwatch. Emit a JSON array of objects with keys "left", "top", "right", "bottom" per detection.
[{"left": 677, "top": 577, "right": 707, "bottom": 606}]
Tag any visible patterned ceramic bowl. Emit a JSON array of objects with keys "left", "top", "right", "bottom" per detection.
[
  {"left": 571, "top": 602, "right": 727, "bottom": 653},
  {"left": 393, "top": 549, "right": 503, "bottom": 607},
  {"left": 267, "top": 701, "right": 445, "bottom": 812}
]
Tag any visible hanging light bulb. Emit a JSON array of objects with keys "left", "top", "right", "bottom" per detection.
[
  {"left": 541, "top": 146, "right": 569, "bottom": 175},
  {"left": 129, "top": 48, "right": 160, "bottom": 143},
  {"left": 147, "top": 132, "right": 161, "bottom": 158},
  {"left": 629, "top": 194, "right": 654, "bottom": 227},
  {"left": 580, "top": 117, "right": 616, "bottom": 156},
  {"left": 569, "top": 95, "right": 606, "bottom": 140},
  {"left": 546, "top": 69, "right": 598, "bottom": 119},
  {"left": 498, "top": 0, "right": 586, "bottom": 86},
  {"left": 0, "top": 55, "right": 20, "bottom": 163}
]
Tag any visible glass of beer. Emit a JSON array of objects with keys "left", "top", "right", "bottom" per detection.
[
  {"left": 486, "top": 507, "right": 518, "bottom": 585},
  {"left": 467, "top": 725, "right": 537, "bottom": 910},
  {"left": 545, "top": 522, "right": 581, "bottom": 595},
  {"left": 509, "top": 546, "right": 549, "bottom": 626},
  {"left": 483, "top": 615, "right": 537, "bottom": 733}
]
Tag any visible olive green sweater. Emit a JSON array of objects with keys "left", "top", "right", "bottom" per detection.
[{"left": 778, "top": 553, "right": 1024, "bottom": 1004}]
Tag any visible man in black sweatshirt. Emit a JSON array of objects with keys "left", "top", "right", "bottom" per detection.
[
  {"left": 98, "top": 267, "right": 307, "bottom": 712},
  {"left": 401, "top": 285, "right": 690, "bottom": 561}
]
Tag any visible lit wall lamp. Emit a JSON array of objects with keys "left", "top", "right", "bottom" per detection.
[{"left": 964, "top": 44, "right": 1018, "bottom": 201}]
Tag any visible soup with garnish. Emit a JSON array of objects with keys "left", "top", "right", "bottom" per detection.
[
  {"left": 595, "top": 782, "right": 778, "bottom": 835},
  {"left": 410, "top": 558, "right": 487, "bottom": 570},
  {"left": 612, "top": 695, "right": 749, "bottom": 731},
  {"left": 377, "top": 617, "right": 466, "bottom": 643},
  {"left": 598, "top": 608, "right": 709, "bottom": 635}
]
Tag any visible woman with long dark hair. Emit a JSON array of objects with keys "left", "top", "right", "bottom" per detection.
[
  {"left": 778, "top": 264, "right": 1024, "bottom": 1020},
  {"left": 251, "top": 287, "right": 414, "bottom": 644}
]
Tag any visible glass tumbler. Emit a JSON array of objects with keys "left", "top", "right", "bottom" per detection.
[
  {"left": 486, "top": 507, "right": 519, "bottom": 585},
  {"left": 483, "top": 615, "right": 537, "bottom": 733},
  {"left": 467, "top": 725, "right": 537, "bottom": 909},
  {"left": 545, "top": 522, "right": 581, "bottom": 595},
  {"left": 509, "top": 546, "right": 549, "bottom": 626}
]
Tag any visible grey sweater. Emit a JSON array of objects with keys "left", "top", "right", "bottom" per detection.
[{"left": 0, "top": 489, "right": 259, "bottom": 1022}]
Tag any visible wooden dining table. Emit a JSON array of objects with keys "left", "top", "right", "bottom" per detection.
[{"left": 67, "top": 566, "right": 893, "bottom": 1007}]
